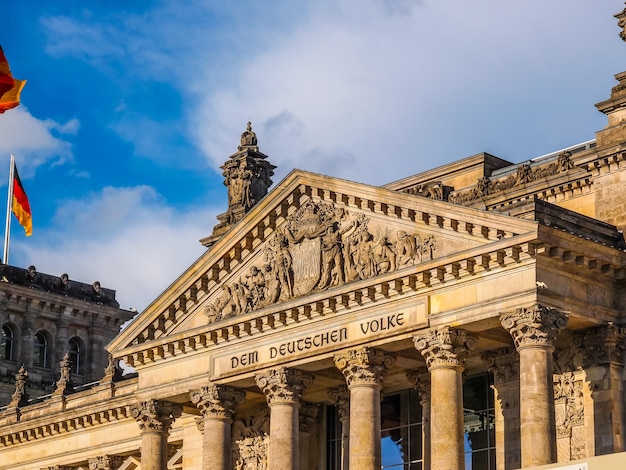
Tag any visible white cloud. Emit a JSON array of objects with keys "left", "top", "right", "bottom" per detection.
[
  {"left": 12, "top": 186, "right": 214, "bottom": 311},
  {"left": 0, "top": 107, "right": 77, "bottom": 173}
]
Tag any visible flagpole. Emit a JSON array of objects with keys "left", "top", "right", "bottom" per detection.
[{"left": 3, "top": 154, "right": 15, "bottom": 264}]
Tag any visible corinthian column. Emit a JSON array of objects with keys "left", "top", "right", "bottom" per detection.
[
  {"left": 334, "top": 347, "right": 395, "bottom": 470},
  {"left": 255, "top": 367, "right": 314, "bottom": 470},
  {"left": 130, "top": 399, "right": 182, "bottom": 470},
  {"left": 413, "top": 327, "right": 477, "bottom": 470},
  {"left": 406, "top": 367, "right": 431, "bottom": 470},
  {"left": 190, "top": 384, "right": 246, "bottom": 470},
  {"left": 500, "top": 304, "right": 567, "bottom": 467}
]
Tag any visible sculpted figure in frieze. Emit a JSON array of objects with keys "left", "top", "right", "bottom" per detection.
[
  {"left": 449, "top": 151, "right": 575, "bottom": 204},
  {"left": 205, "top": 199, "right": 438, "bottom": 323}
]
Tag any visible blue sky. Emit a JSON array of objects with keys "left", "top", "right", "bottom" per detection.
[{"left": 0, "top": 1, "right": 623, "bottom": 311}]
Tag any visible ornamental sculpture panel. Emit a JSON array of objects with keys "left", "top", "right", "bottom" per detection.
[
  {"left": 206, "top": 199, "right": 437, "bottom": 323},
  {"left": 232, "top": 407, "right": 270, "bottom": 470}
]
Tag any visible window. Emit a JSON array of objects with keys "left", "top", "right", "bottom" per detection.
[
  {"left": 68, "top": 338, "right": 81, "bottom": 375},
  {"left": 1, "top": 325, "right": 14, "bottom": 360},
  {"left": 464, "top": 373, "right": 496, "bottom": 470},
  {"left": 33, "top": 332, "right": 48, "bottom": 368}
]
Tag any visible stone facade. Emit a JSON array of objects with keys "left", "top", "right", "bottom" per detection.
[
  {"left": 1, "top": 15, "right": 626, "bottom": 470},
  {"left": 0, "top": 265, "right": 133, "bottom": 406}
]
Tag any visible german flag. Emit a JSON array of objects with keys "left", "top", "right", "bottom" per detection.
[
  {"left": 0, "top": 45, "right": 26, "bottom": 114},
  {"left": 12, "top": 163, "right": 32, "bottom": 236}
]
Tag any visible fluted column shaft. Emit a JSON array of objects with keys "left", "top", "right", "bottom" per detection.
[
  {"left": 130, "top": 399, "right": 182, "bottom": 470},
  {"left": 501, "top": 304, "right": 567, "bottom": 468},
  {"left": 190, "top": 384, "right": 245, "bottom": 470},
  {"left": 414, "top": 327, "right": 476, "bottom": 470},
  {"left": 334, "top": 347, "right": 395, "bottom": 470},
  {"left": 256, "top": 367, "right": 313, "bottom": 470}
]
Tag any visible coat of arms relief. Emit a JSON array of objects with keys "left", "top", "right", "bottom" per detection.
[{"left": 205, "top": 199, "right": 436, "bottom": 323}]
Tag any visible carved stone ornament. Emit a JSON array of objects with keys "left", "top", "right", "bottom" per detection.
[
  {"left": 576, "top": 324, "right": 626, "bottom": 367},
  {"left": 232, "top": 407, "right": 270, "bottom": 470},
  {"left": 190, "top": 384, "right": 246, "bottom": 420},
  {"left": 449, "top": 151, "right": 575, "bottom": 204},
  {"left": 101, "top": 353, "right": 122, "bottom": 383},
  {"left": 554, "top": 371, "right": 586, "bottom": 460},
  {"left": 406, "top": 367, "right": 431, "bottom": 404},
  {"left": 413, "top": 326, "right": 477, "bottom": 370},
  {"left": 482, "top": 347, "right": 519, "bottom": 385},
  {"left": 88, "top": 455, "right": 123, "bottom": 470},
  {"left": 500, "top": 304, "right": 568, "bottom": 350},
  {"left": 9, "top": 365, "right": 29, "bottom": 407},
  {"left": 206, "top": 199, "right": 437, "bottom": 323},
  {"left": 52, "top": 352, "right": 74, "bottom": 397},
  {"left": 255, "top": 367, "right": 314, "bottom": 405},
  {"left": 616, "top": 3, "right": 626, "bottom": 42},
  {"left": 403, "top": 181, "right": 446, "bottom": 201},
  {"left": 327, "top": 385, "right": 350, "bottom": 421},
  {"left": 334, "top": 347, "right": 396, "bottom": 387},
  {"left": 130, "top": 399, "right": 183, "bottom": 432}
]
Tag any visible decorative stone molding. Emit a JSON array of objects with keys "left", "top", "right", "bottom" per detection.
[
  {"left": 334, "top": 347, "right": 396, "bottom": 387},
  {"left": 190, "top": 384, "right": 245, "bottom": 420},
  {"left": 129, "top": 399, "right": 182, "bottom": 432},
  {"left": 232, "top": 407, "right": 270, "bottom": 469},
  {"left": 449, "top": 152, "right": 575, "bottom": 205},
  {"left": 299, "top": 402, "right": 320, "bottom": 433},
  {"left": 328, "top": 385, "right": 350, "bottom": 421},
  {"left": 88, "top": 455, "right": 123, "bottom": 470},
  {"left": 52, "top": 352, "right": 74, "bottom": 397},
  {"left": 482, "top": 347, "right": 519, "bottom": 384},
  {"left": 406, "top": 367, "right": 431, "bottom": 404},
  {"left": 255, "top": 367, "right": 314, "bottom": 405},
  {"left": 9, "top": 365, "right": 29, "bottom": 408},
  {"left": 413, "top": 326, "right": 477, "bottom": 370},
  {"left": 101, "top": 354, "right": 122, "bottom": 384},
  {"left": 500, "top": 304, "right": 568, "bottom": 350}
]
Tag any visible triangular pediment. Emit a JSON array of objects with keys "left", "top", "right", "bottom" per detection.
[{"left": 109, "top": 170, "right": 540, "bottom": 357}]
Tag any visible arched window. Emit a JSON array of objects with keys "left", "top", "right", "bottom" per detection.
[
  {"left": 33, "top": 332, "right": 48, "bottom": 368},
  {"left": 1, "top": 325, "right": 14, "bottom": 361},
  {"left": 68, "top": 338, "right": 81, "bottom": 375}
]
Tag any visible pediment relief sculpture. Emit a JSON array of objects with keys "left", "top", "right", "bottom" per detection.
[
  {"left": 449, "top": 151, "right": 575, "bottom": 204},
  {"left": 205, "top": 199, "right": 437, "bottom": 323}
]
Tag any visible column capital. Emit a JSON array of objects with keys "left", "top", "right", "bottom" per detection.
[
  {"left": 482, "top": 346, "right": 519, "bottom": 385},
  {"left": 130, "top": 399, "right": 182, "bottom": 432},
  {"left": 255, "top": 367, "right": 314, "bottom": 406},
  {"left": 88, "top": 455, "right": 123, "bottom": 470},
  {"left": 413, "top": 326, "right": 476, "bottom": 371},
  {"left": 576, "top": 323, "right": 626, "bottom": 366},
  {"left": 328, "top": 385, "right": 350, "bottom": 420},
  {"left": 190, "top": 383, "right": 245, "bottom": 420},
  {"left": 334, "top": 347, "right": 395, "bottom": 388},
  {"left": 406, "top": 366, "right": 431, "bottom": 404},
  {"left": 500, "top": 303, "right": 567, "bottom": 350}
]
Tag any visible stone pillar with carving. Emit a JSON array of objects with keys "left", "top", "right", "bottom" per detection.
[
  {"left": 8, "top": 365, "right": 29, "bottom": 408},
  {"left": 414, "top": 327, "right": 476, "bottom": 470},
  {"left": 328, "top": 385, "right": 350, "bottom": 470},
  {"left": 299, "top": 402, "right": 320, "bottom": 470},
  {"left": 576, "top": 324, "right": 626, "bottom": 455},
  {"left": 482, "top": 347, "right": 521, "bottom": 470},
  {"left": 190, "top": 384, "right": 245, "bottom": 470},
  {"left": 255, "top": 367, "right": 314, "bottom": 470},
  {"left": 500, "top": 304, "right": 567, "bottom": 467},
  {"left": 334, "top": 347, "right": 395, "bottom": 470},
  {"left": 407, "top": 367, "right": 431, "bottom": 470},
  {"left": 130, "top": 399, "right": 183, "bottom": 470}
]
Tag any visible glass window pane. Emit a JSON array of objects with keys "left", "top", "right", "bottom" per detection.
[{"left": 382, "top": 427, "right": 408, "bottom": 467}]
